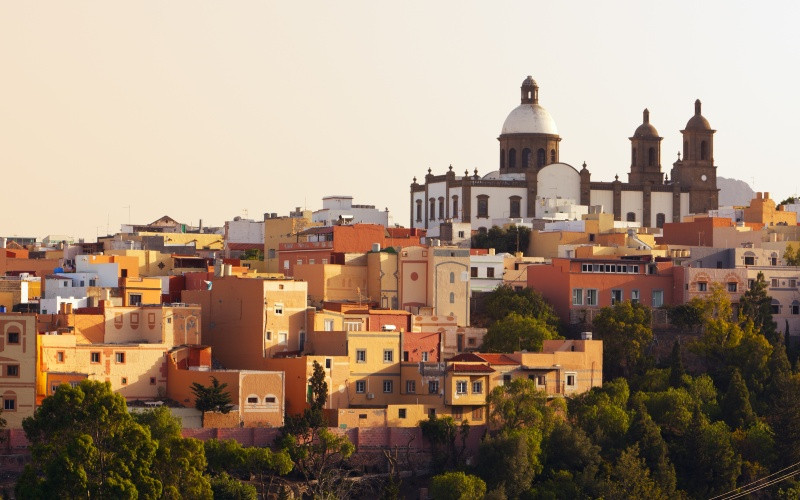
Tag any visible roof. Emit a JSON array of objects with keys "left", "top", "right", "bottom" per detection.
[
  {"left": 448, "top": 363, "right": 495, "bottom": 374},
  {"left": 501, "top": 103, "right": 558, "bottom": 135},
  {"left": 448, "top": 353, "right": 486, "bottom": 363},
  {"left": 474, "top": 353, "right": 519, "bottom": 365}
]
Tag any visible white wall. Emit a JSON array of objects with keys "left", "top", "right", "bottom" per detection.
[
  {"left": 471, "top": 185, "right": 527, "bottom": 231},
  {"left": 651, "top": 192, "right": 673, "bottom": 227},
  {"left": 590, "top": 189, "right": 614, "bottom": 215},
  {"left": 536, "top": 163, "right": 580, "bottom": 217},
  {"left": 620, "top": 191, "right": 644, "bottom": 223},
  {"left": 225, "top": 218, "right": 264, "bottom": 244}
]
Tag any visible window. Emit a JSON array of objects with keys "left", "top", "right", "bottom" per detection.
[
  {"left": 429, "top": 198, "right": 435, "bottom": 220},
  {"left": 632, "top": 147, "right": 636, "bottom": 164},
  {"left": 429, "top": 408, "right": 437, "bottom": 418},
  {"left": 500, "top": 149, "right": 505, "bottom": 169},
  {"left": 487, "top": 267, "right": 495, "bottom": 278},
  {"left": 356, "top": 349, "right": 366, "bottom": 363},
  {"left": 421, "top": 352, "right": 429, "bottom": 362},
  {"left": 383, "top": 350, "right": 394, "bottom": 363},
  {"left": 477, "top": 195, "right": 489, "bottom": 218},
  {"left": 471, "top": 267, "right": 478, "bottom": 278},
  {"left": 429, "top": 380, "right": 440, "bottom": 394},
  {"left": 700, "top": 140, "right": 707, "bottom": 160},
  {"left": 656, "top": 213, "right": 666, "bottom": 228},
  {"left": 509, "top": 196, "right": 521, "bottom": 218},
  {"left": 403, "top": 351, "right": 409, "bottom": 361},
  {"left": 727, "top": 282, "right": 738, "bottom": 292},
  {"left": 471, "top": 406, "right": 484, "bottom": 420},
  {"left": 399, "top": 408, "right": 407, "bottom": 419},
  {"left": 57, "top": 351, "right": 65, "bottom": 363},
  {"left": 383, "top": 380, "right": 393, "bottom": 393},
  {"left": 744, "top": 255, "right": 755, "bottom": 266},
  {"left": 268, "top": 249, "right": 276, "bottom": 259},
  {"left": 129, "top": 293, "right": 142, "bottom": 306},
  {"left": 550, "top": 149, "right": 556, "bottom": 163},
  {"left": 449, "top": 272, "right": 455, "bottom": 283},
  {"left": 586, "top": 289, "right": 598, "bottom": 306},
  {"left": 771, "top": 299, "right": 781, "bottom": 315},
  {"left": 566, "top": 373, "right": 577, "bottom": 388},
  {"left": 247, "top": 396, "right": 258, "bottom": 404},
  {"left": 791, "top": 301, "right": 800, "bottom": 315},
  {"left": 325, "top": 358, "right": 332, "bottom": 369},
  {"left": 265, "top": 396, "right": 276, "bottom": 403},
  {"left": 572, "top": 288, "right": 583, "bottom": 306},
  {"left": 697, "top": 282, "right": 708, "bottom": 292},
  {"left": 652, "top": 290, "right": 664, "bottom": 308},
  {"left": 536, "top": 375, "right": 546, "bottom": 386},
  {"left": 452, "top": 407, "right": 463, "bottom": 420},
  {"left": 537, "top": 148, "right": 546, "bottom": 167},
  {"left": 438, "top": 197, "right": 445, "bottom": 220},
  {"left": 508, "top": 148, "right": 517, "bottom": 169},
  {"left": 748, "top": 279, "right": 755, "bottom": 289},
  {"left": 790, "top": 279, "right": 797, "bottom": 288},
  {"left": 472, "top": 381, "right": 483, "bottom": 394},
  {"left": 265, "top": 331, "right": 272, "bottom": 342},
  {"left": 90, "top": 352, "right": 100, "bottom": 363},
  {"left": 115, "top": 352, "right": 125, "bottom": 363},
  {"left": 522, "top": 148, "right": 531, "bottom": 168},
  {"left": 449, "top": 292, "right": 455, "bottom": 304},
  {"left": 648, "top": 147, "right": 655, "bottom": 167},
  {"left": 3, "top": 398, "right": 15, "bottom": 411},
  {"left": 323, "top": 319, "right": 334, "bottom": 331},
  {"left": 278, "top": 332, "right": 287, "bottom": 344},
  {"left": 456, "top": 380, "right": 467, "bottom": 394},
  {"left": 308, "top": 259, "right": 315, "bottom": 265},
  {"left": 406, "top": 380, "right": 416, "bottom": 393},
  {"left": 6, "top": 365, "right": 19, "bottom": 377},
  {"left": 452, "top": 196, "right": 459, "bottom": 218},
  {"left": 7, "top": 331, "right": 19, "bottom": 344},
  {"left": 771, "top": 278, "right": 779, "bottom": 288},
  {"left": 627, "top": 212, "right": 636, "bottom": 222},
  {"left": 416, "top": 200, "right": 422, "bottom": 222},
  {"left": 274, "top": 303, "right": 284, "bottom": 315},
  {"left": 121, "top": 377, "right": 128, "bottom": 385},
  {"left": 283, "top": 260, "right": 289, "bottom": 270},
  {"left": 631, "top": 290, "right": 640, "bottom": 304},
  {"left": 683, "top": 141, "right": 688, "bottom": 159},
  {"left": 503, "top": 374, "right": 512, "bottom": 385},
  {"left": 355, "top": 381, "right": 366, "bottom": 393},
  {"left": 344, "top": 321, "right": 362, "bottom": 331},
  {"left": 611, "top": 289, "right": 623, "bottom": 305},
  {"left": 150, "top": 377, "right": 156, "bottom": 385}
]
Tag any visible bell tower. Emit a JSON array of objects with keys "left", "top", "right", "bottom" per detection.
[
  {"left": 628, "top": 108, "right": 664, "bottom": 185},
  {"left": 671, "top": 100, "right": 718, "bottom": 213}
]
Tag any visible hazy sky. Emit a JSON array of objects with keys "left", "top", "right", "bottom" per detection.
[{"left": 1, "top": 2, "right": 798, "bottom": 240}]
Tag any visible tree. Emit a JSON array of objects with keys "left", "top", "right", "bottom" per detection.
[
  {"left": 721, "top": 369, "right": 755, "bottom": 430},
  {"left": 476, "top": 430, "right": 538, "bottom": 498},
  {"left": 481, "top": 312, "right": 561, "bottom": 353},
  {"left": 593, "top": 301, "right": 653, "bottom": 380},
  {"left": 668, "top": 341, "right": 686, "bottom": 388},
  {"left": 471, "top": 225, "right": 531, "bottom": 255},
  {"left": 132, "top": 406, "right": 212, "bottom": 499},
  {"left": 601, "top": 445, "right": 670, "bottom": 500},
  {"left": 15, "top": 380, "right": 160, "bottom": 499},
  {"left": 209, "top": 472, "right": 258, "bottom": 500},
  {"left": 240, "top": 248, "right": 264, "bottom": 261},
  {"left": 429, "top": 471, "right": 486, "bottom": 500},
  {"left": 535, "top": 420, "right": 603, "bottom": 498},
  {"left": 674, "top": 410, "right": 741, "bottom": 498},
  {"left": 191, "top": 376, "right": 234, "bottom": 420},
  {"left": 626, "top": 400, "right": 678, "bottom": 497},
  {"left": 483, "top": 285, "right": 560, "bottom": 329},
  {"left": 204, "top": 439, "right": 292, "bottom": 497},
  {"left": 568, "top": 379, "right": 631, "bottom": 456},
  {"left": 419, "top": 415, "right": 469, "bottom": 471},
  {"left": 785, "top": 244, "right": 800, "bottom": 266},
  {"left": 739, "top": 271, "right": 779, "bottom": 344},
  {"left": 768, "top": 375, "right": 800, "bottom": 468},
  {"left": 486, "top": 378, "right": 553, "bottom": 432}
]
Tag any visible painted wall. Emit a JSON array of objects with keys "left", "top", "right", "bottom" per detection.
[{"left": 0, "top": 314, "right": 37, "bottom": 428}]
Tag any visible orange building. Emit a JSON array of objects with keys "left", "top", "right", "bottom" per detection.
[
  {"left": 527, "top": 256, "right": 676, "bottom": 325},
  {"left": 0, "top": 313, "right": 37, "bottom": 428},
  {"left": 743, "top": 192, "right": 797, "bottom": 227},
  {"left": 0, "top": 249, "right": 61, "bottom": 278}
]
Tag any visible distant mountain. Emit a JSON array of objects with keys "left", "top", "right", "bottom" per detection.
[{"left": 717, "top": 176, "right": 755, "bottom": 207}]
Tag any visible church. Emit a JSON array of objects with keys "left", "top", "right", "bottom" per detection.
[{"left": 410, "top": 76, "right": 719, "bottom": 231}]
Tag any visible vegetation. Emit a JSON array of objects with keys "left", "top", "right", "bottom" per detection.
[
  {"left": 479, "top": 285, "right": 562, "bottom": 352},
  {"left": 191, "top": 376, "right": 234, "bottom": 422},
  {"left": 593, "top": 301, "right": 653, "bottom": 380},
  {"left": 471, "top": 225, "right": 530, "bottom": 254},
  {"left": 429, "top": 471, "right": 486, "bottom": 500},
  {"left": 785, "top": 243, "right": 800, "bottom": 266}
]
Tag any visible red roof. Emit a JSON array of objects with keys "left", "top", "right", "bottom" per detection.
[
  {"left": 475, "top": 353, "right": 519, "bottom": 365},
  {"left": 448, "top": 353, "right": 486, "bottom": 363},
  {"left": 448, "top": 363, "right": 495, "bottom": 373}
]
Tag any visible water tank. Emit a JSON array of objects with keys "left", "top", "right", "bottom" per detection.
[
  {"left": 372, "top": 243, "right": 381, "bottom": 252},
  {"left": 54, "top": 267, "right": 64, "bottom": 274},
  {"left": 580, "top": 331, "right": 593, "bottom": 340}
]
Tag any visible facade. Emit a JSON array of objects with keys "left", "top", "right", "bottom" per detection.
[
  {"left": 223, "top": 217, "right": 265, "bottom": 259},
  {"left": 264, "top": 209, "right": 318, "bottom": 273},
  {"left": 469, "top": 251, "right": 511, "bottom": 293},
  {"left": 0, "top": 313, "right": 37, "bottom": 428},
  {"left": 411, "top": 76, "right": 720, "bottom": 231},
  {"left": 398, "top": 246, "right": 471, "bottom": 325}
]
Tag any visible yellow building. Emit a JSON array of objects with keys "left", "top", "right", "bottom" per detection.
[
  {"left": 294, "top": 263, "right": 369, "bottom": 306},
  {"left": 399, "top": 246, "right": 471, "bottom": 326},
  {"left": 743, "top": 192, "right": 797, "bottom": 227},
  {"left": 367, "top": 251, "right": 400, "bottom": 309},
  {"left": 120, "top": 276, "right": 163, "bottom": 306},
  {"left": 0, "top": 275, "right": 41, "bottom": 311},
  {"left": 0, "top": 313, "right": 37, "bottom": 428},
  {"left": 264, "top": 211, "right": 320, "bottom": 273}
]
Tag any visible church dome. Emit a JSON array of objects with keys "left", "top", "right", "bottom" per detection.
[
  {"left": 501, "top": 76, "right": 559, "bottom": 136},
  {"left": 633, "top": 109, "right": 659, "bottom": 138},
  {"left": 501, "top": 104, "right": 559, "bottom": 135},
  {"left": 685, "top": 99, "right": 712, "bottom": 130}
]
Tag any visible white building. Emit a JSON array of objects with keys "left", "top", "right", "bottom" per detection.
[
  {"left": 223, "top": 217, "right": 264, "bottom": 258},
  {"left": 312, "top": 196, "right": 390, "bottom": 227},
  {"left": 411, "top": 76, "right": 720, "bottom": 232},
  {"left": 469, "top": 252, "right": 511, "bottom": 293}
]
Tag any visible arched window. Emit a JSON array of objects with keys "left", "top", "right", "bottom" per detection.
[
  {"left": 683, "top": 141, "right": 688, "bottom": 160},
  {"left": 537, "top": 148, "right": 546, "bottom": 167},
  {"left": 522, "top": 148, "right": 531, "bottom": 168},
  {"left": 415, "top": 200, "right": 422, "bottom": 222},
  {"left": 500, "top": 149, "right": 505, "bottom": 169},
  {"left": 449, "top": 272, "right": 455, "bottom": 284},
  {"left": 449, "top": 292, "right": 455, "bottom": 304},
  {"left": 429, "top": 198, "right": 435, "bottom": 220},
  {"left": 648, "top": 147, "right": 655, "bottom": 167},
  {"left": 452, "top": 196, "right": 459, "bottom": 219},
  {"left": 438, "top": 197, "right": 445, "bottom": 220},
  {"left": 791, "top": 300, "right": 800, "bottom": 315},
  {"left": 771, "top": 299, "right": 781, "bottom": 315},
  {"left": 550, "top": 149, "right": 556, "bottom": 163},
  {"left": 632, "top": 147, "right": 636, "bottom": 165},
  {"left": 508, "top": 149, "right": 517, "bottom": 169},
  {"left": 700, "top": 141, "right": 707, "bottom": 160},
  {"left": 627, "top": 212, "right": 636, "bottom": 222},
  {"left": 656, "top": 213, "right": 666, "bottom": 228},
  {"left": 509, "top": 196, "right": 521, "bottom": 218}
]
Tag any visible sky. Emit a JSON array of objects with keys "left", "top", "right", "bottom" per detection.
[{"left": 1, "top": 1, "right": 798, "bottom": 241}]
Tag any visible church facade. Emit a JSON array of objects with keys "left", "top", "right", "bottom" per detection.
[{"left": 410, "top": 76, "right": 719, "bottom": 231}]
